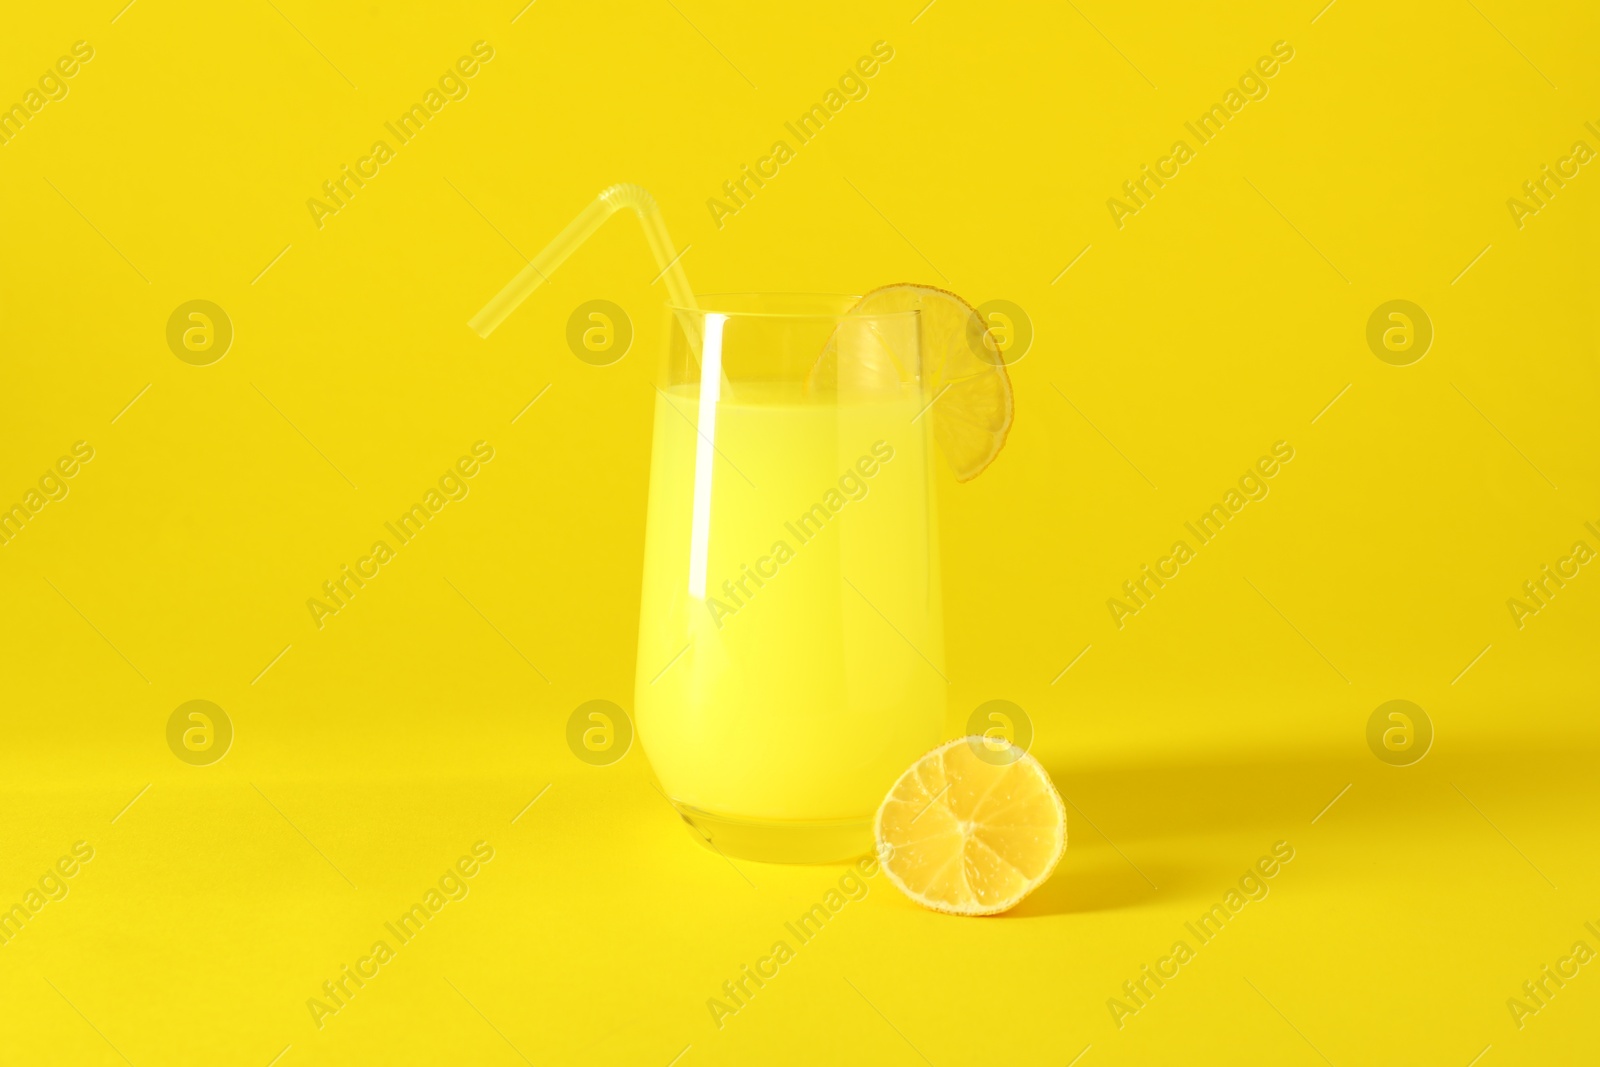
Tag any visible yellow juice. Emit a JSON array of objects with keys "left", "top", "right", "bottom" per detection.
[{"left": 634, "top": 382, "right": 945, "bottom": 851}]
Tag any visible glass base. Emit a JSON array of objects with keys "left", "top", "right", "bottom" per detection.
[{"left": 671, "top": 801, "right": 873, "bottom": 865}]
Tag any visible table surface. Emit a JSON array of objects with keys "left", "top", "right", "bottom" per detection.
[{"left": 4, "top": 731, "right": 1598, "bottom": 1065}]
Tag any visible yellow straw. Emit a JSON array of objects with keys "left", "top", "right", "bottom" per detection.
[{"left": 468, "top": 183, "right": 699, "bottom": 340}]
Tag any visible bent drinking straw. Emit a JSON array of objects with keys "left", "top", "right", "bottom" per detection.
[
  {"left": 467, "top": 185, "right": 730, "bottom": 598},
  {"left": 468, "top": 183, "right": 701, "bottom": 348}
]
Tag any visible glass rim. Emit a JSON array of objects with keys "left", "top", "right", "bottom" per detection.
[{"left": 664, "top": 292, "right": 919, "bottom": 321}]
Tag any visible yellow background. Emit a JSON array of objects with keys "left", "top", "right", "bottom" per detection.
[{"left": 2, "top": 0, "right": 1597, "bottom": 1063}]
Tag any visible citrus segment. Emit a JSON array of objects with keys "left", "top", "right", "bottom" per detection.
[
  {"left": 857, "top": 285, "right": 1013, "bottom": 481},
  {"left": 874, "top": 737, "right": 1066, "bottom": 915}
]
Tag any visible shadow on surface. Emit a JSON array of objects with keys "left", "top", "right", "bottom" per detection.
[{"left": 1000, "top": 737, "right": 1597, "bottom": 917}]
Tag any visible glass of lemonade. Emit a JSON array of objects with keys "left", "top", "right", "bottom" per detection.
[{"left": 634, "top": 294, "right": 946, "bottom": 863}]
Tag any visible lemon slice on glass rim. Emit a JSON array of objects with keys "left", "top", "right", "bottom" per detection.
[
  {"left": 813, "top": 284, "right": 1014, "bottom": 482},
  {"left": 875, "top": 737, "right": 1066, "bottom": 915}
]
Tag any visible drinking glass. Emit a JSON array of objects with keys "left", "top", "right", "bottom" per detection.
[{"left": 634, "top": 294, "right": 946, "bottom": 863}]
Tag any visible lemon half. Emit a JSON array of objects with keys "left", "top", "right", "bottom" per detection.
[{"left": 875, "top": 737, "right": 1066, "bottom": 915}]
